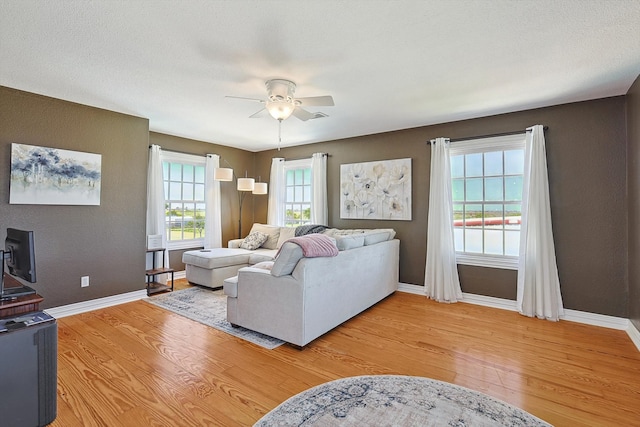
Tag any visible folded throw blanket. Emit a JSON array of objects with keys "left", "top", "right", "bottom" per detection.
[
  {"left": 278, "top": 234, "right": 339, "bottom": 258},
  {"left": 295, "top": 224, "right": 329, "bottom": 236}
]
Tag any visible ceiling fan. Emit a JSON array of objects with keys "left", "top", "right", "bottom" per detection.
[{"left": 226, "top": 79, "right": 335, "bottom": 122}]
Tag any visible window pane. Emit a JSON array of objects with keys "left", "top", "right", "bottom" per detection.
[
  {"left": 303, "top": 168, "right": 311, "bottom": 184},
  {"left": 303, "top": 186, "right": 311, "bottom": 202},
  {"left": 453, "top": 203, "right": 463, "bottom": 222},
  {"left": 295, "top": 169, "right": 303, "bottom": 185},
  {"left": 465, "top": 153, "right": 483, "bottom": 177},
  {"left": 294, "top": 186, "right": 302, "bottom": 201},
  {"left": 465, "top": 204, "right": 482, "bottom": 228},
  {"left": 194, "top": 183, "right": 204, "bottom": 200},
  {"left": 454, "top": 228, "right": 463, "bottom": 251},
  {"left": 169, "top": 182, "right": 181, "bottom": 200},
  {"left": 484, "top": 204, "right": 503, "bottom": 228},
  {"left": 302, "top": 205, "right": 311, "bottom": 220},
  {"left": 466, "top": 178, "right": 483, "bottom": 202},
  {"left": 183, "top": 164, "right": 194, "bottom": 182},
  {"left": 485, "top": 177, "right": 503, "bottom": 201},
  {"left": 183, "top": 183, "right": 194, "bottom": 200},
  {"left": 465, "top": 229, "right": 482, "bottom": 253},
  {"left": 484, "top": 151, "right": 503, "bottom": 176},
  {"left": 505, "top": 204, "right": 521, "bottom": 229},
  {"left": 451, "top": 155, "right": 464, "bottom": 178},
  {"left": 194, "top": 166, "right": 205, "bottom": 183},
  {"left": 169, "top": 163, "right": 182, "bottom": 181},
  {"left": 505, "top": 149, "right": 524, "bottom": 174},
  {"left": 286, "top": 170, "right": 294, "bottom": 186},
  {"left": 286, "top": 187, "right": 294, "bottom": 201},
  {"left": 484, "top": 230, "right": 503, "bottom": 255},
  {"left": 163, "top": 162, "right": 169, "bottom": 180},
  {"left": 505, "top": 231, "right": 520, "bottom": 256},
  {"left": 163, "top": 181, "right": 169, "bottom": 199},
  {"left": 505, "top": 176, "right": 523, "bottom": 201},
  {"left": 452, "top": 179, "right": 464, "bottom": 202}
]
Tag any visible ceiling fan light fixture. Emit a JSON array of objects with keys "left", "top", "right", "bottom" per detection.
[{"left": 266, "top": 100, "right": 295, "bottom": 120}]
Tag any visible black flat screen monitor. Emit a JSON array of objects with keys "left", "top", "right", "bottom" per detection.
[{"left": 1, "top": 228, "right": 37, "bottom": 300}]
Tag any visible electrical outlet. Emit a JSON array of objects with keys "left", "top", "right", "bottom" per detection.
[{"left": 81, "top": 276, "right": 90, "bottom": 287}]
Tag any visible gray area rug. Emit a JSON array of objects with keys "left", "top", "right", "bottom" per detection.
[
  {"left": 144, "top": 287, "right": 284, "bottom": 349},
  {"left": 255, "top": 375, "right": 552, "bottom": 426}
]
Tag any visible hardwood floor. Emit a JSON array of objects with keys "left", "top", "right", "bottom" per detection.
[{"left": 50, "top": 279, "right": 640, "bottom": 426}]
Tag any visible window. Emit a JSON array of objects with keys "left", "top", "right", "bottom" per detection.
[
  {"left": 450, "top": 134, "right": 525, "bottom": 269},
  {"left": 162, "top": 152, "right": 206, "bottom": 249},
  {"left": 283, "top": 159, "right": 312, "bottom": 227}
]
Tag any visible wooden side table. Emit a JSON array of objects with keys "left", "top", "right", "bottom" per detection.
[
  {"left": 146, "top": 248, "right": 175, "bottom": 296},
  {"left": 0, "top": 274, "right": 43, "bottom": 318}
]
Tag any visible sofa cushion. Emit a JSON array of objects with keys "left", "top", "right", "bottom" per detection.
[
  {"left": 335, "top": 234, "right": 365, "bottom": 251},
  {"left": 223, "top": 275, "right": 239, "bottom": 298},
  {"left": 276, "top": 226, "right": 296, "bottom": 248},
  {"left": 271, "top": 242, "right": 304, "bottom": 277},
  {"left": 249, "top": 224, "right": 281, "bottom": 249},
  {"left": 240, "top": 231, "right": 268, "bottom": 250},
  {"left": 182, "top": 248, "right": 251, "bottom": 269},
  {"left": 363, "top": 231, "right": 392, "bottom": 246},
  {"left": 252, "top": 261, "right": 274, "bottom": 270}
]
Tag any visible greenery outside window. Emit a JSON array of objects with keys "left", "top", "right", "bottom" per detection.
[
  {"left": 283, "top": 159, "right": 312, "bottom": 227},
  {"left": 449, "top": 134, "right": 526, "bottom": 269},
  {"left": 162, "top": 152, "right": 206, "bottom": 249}
]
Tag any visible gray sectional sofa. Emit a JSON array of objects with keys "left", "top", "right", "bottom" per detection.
[{"left": 223, "top": 226, "right": 400, "bottom": 347}]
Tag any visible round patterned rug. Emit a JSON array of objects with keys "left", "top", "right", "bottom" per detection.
[{"left": 254, "top": 375, "right": 552, "bottom": 426}]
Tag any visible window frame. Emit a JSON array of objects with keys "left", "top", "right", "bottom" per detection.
[
  {"left": 161, "top": 151, "right": 207, "bottom": 250},
  {"left": 449, "top": 133, "right": 526, "bottom": 270},
  {"left": 282, "top": 158, "right": 313, "bottom": 228}
]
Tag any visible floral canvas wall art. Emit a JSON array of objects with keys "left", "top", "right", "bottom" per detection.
[
  {"left": 340, "top": 158, "right": 411, "bottom": 220},
  {"left": 9, "top": 143, "right": 102, "bottom": 205}
]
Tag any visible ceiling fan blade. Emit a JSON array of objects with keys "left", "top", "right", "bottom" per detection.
[
  {"left": 292, "top": 107, "right": 328, "bottom": 121},
  {"left": 249, "top": 108, "right": 268, "bottom": 118},
  {"left": 225, "top": 95, "right": 265, "bottom": 103},
  {"left": 295, "top": 95, "right": 334, "bottom": 107}
]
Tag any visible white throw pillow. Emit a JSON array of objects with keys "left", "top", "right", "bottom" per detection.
[
  {"left": 276, "top": 226, "right": 296, "bottom": 248},
  {"left": 248, "top": 224, "right": 281, "bottom": 250},
  {"left": 240, "top": 231, "right": 268, "bottom": 250}
]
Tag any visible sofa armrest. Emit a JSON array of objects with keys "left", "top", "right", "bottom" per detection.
[{"left": 228, "top": 238, "right": 244, "bottom": 248}]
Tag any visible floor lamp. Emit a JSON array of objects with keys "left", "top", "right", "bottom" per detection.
[{"left": 214, "top": 163, "right": 268, "bottom": 238}]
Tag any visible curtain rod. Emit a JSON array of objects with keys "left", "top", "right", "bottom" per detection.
[
  {"left": 148, "top": 145, "right": 206, "bottom": 157},
  {"left": 427, "top": 126, "right": 548, "bottom": 144},
  {"left": 276, "top": 153, "right": 331, "bottom": 161}
]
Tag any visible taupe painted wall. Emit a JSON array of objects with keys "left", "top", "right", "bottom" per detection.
[
  {"left": 627, "top": 75, "right": 640, "bottom": 331},
  {"left": 148, "top": 132, "right": 254, "bottom": 271},
  {"left": 0, "top": 86, "right": 149, "bottom": 309},
  {"left": 255, "top": 97, "right": 628, "bottom": 317}
]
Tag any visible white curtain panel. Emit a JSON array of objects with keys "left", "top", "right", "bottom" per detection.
[
  {"left": 517, "top": 125, "right": 564, "bottom": 321},
  {"left": 311, "top": 152, "right": 328, "bottom": 225},
  {"left": 146, "top": 145, "right": 169, "bottom": 283},
  {"left": 425, "top": 138, "right": 463, "bottom": 303},
  {"left": 204, "top": 154, "right": 222, "bottom": 249},
  {"left": 267, "top": 158, "right": 285, "bottom": 226}
]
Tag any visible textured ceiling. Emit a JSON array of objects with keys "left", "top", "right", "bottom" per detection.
[{"left": 1, "top": 1, "right": 639, "bottom": 151}]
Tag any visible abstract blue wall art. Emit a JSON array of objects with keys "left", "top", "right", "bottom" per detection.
[{"left": 9, "top": 143, "right": 102, "bottom": 205}]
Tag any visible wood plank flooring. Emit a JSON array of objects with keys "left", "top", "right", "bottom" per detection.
[{"left": 50, "top": 279, "right": 640, "bottom": 426}]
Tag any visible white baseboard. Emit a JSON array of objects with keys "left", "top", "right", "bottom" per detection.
[
  {"left": 45, "top": 290, "right": 148, "bottom": 319},
  {"left": 628, "top": 321, "right": 640, "bottom": 350},
  {"left": 46, "top": 271, "right": 187, "bottom": 319},
  {"left": 397, "top": 282, "right": 639, "bottom": 351}
]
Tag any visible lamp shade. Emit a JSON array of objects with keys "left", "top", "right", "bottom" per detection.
[
  {"left": 214, "top": 167, "right": 233, "bottom": 181},
  {"left": 252, "top": 182, "right": 268, "bottom": 195},
  {"left": 237, "top": 177, "right": 255, "bottom": 192}
]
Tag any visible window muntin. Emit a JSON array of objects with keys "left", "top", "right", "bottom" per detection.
[
  {"left": 284, "top": 166, "right": 311, "bottom": 227},
  {"left": 449, "top": 134, "right": 525, "bottom": 269},
  {"left": 162, "top": 152, "right": 206, "bottom": 249}
]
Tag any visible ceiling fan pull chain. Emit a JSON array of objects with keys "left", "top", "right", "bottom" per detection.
[{"left": 278, "top": 119, "right": 282, "bottom": 151}]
